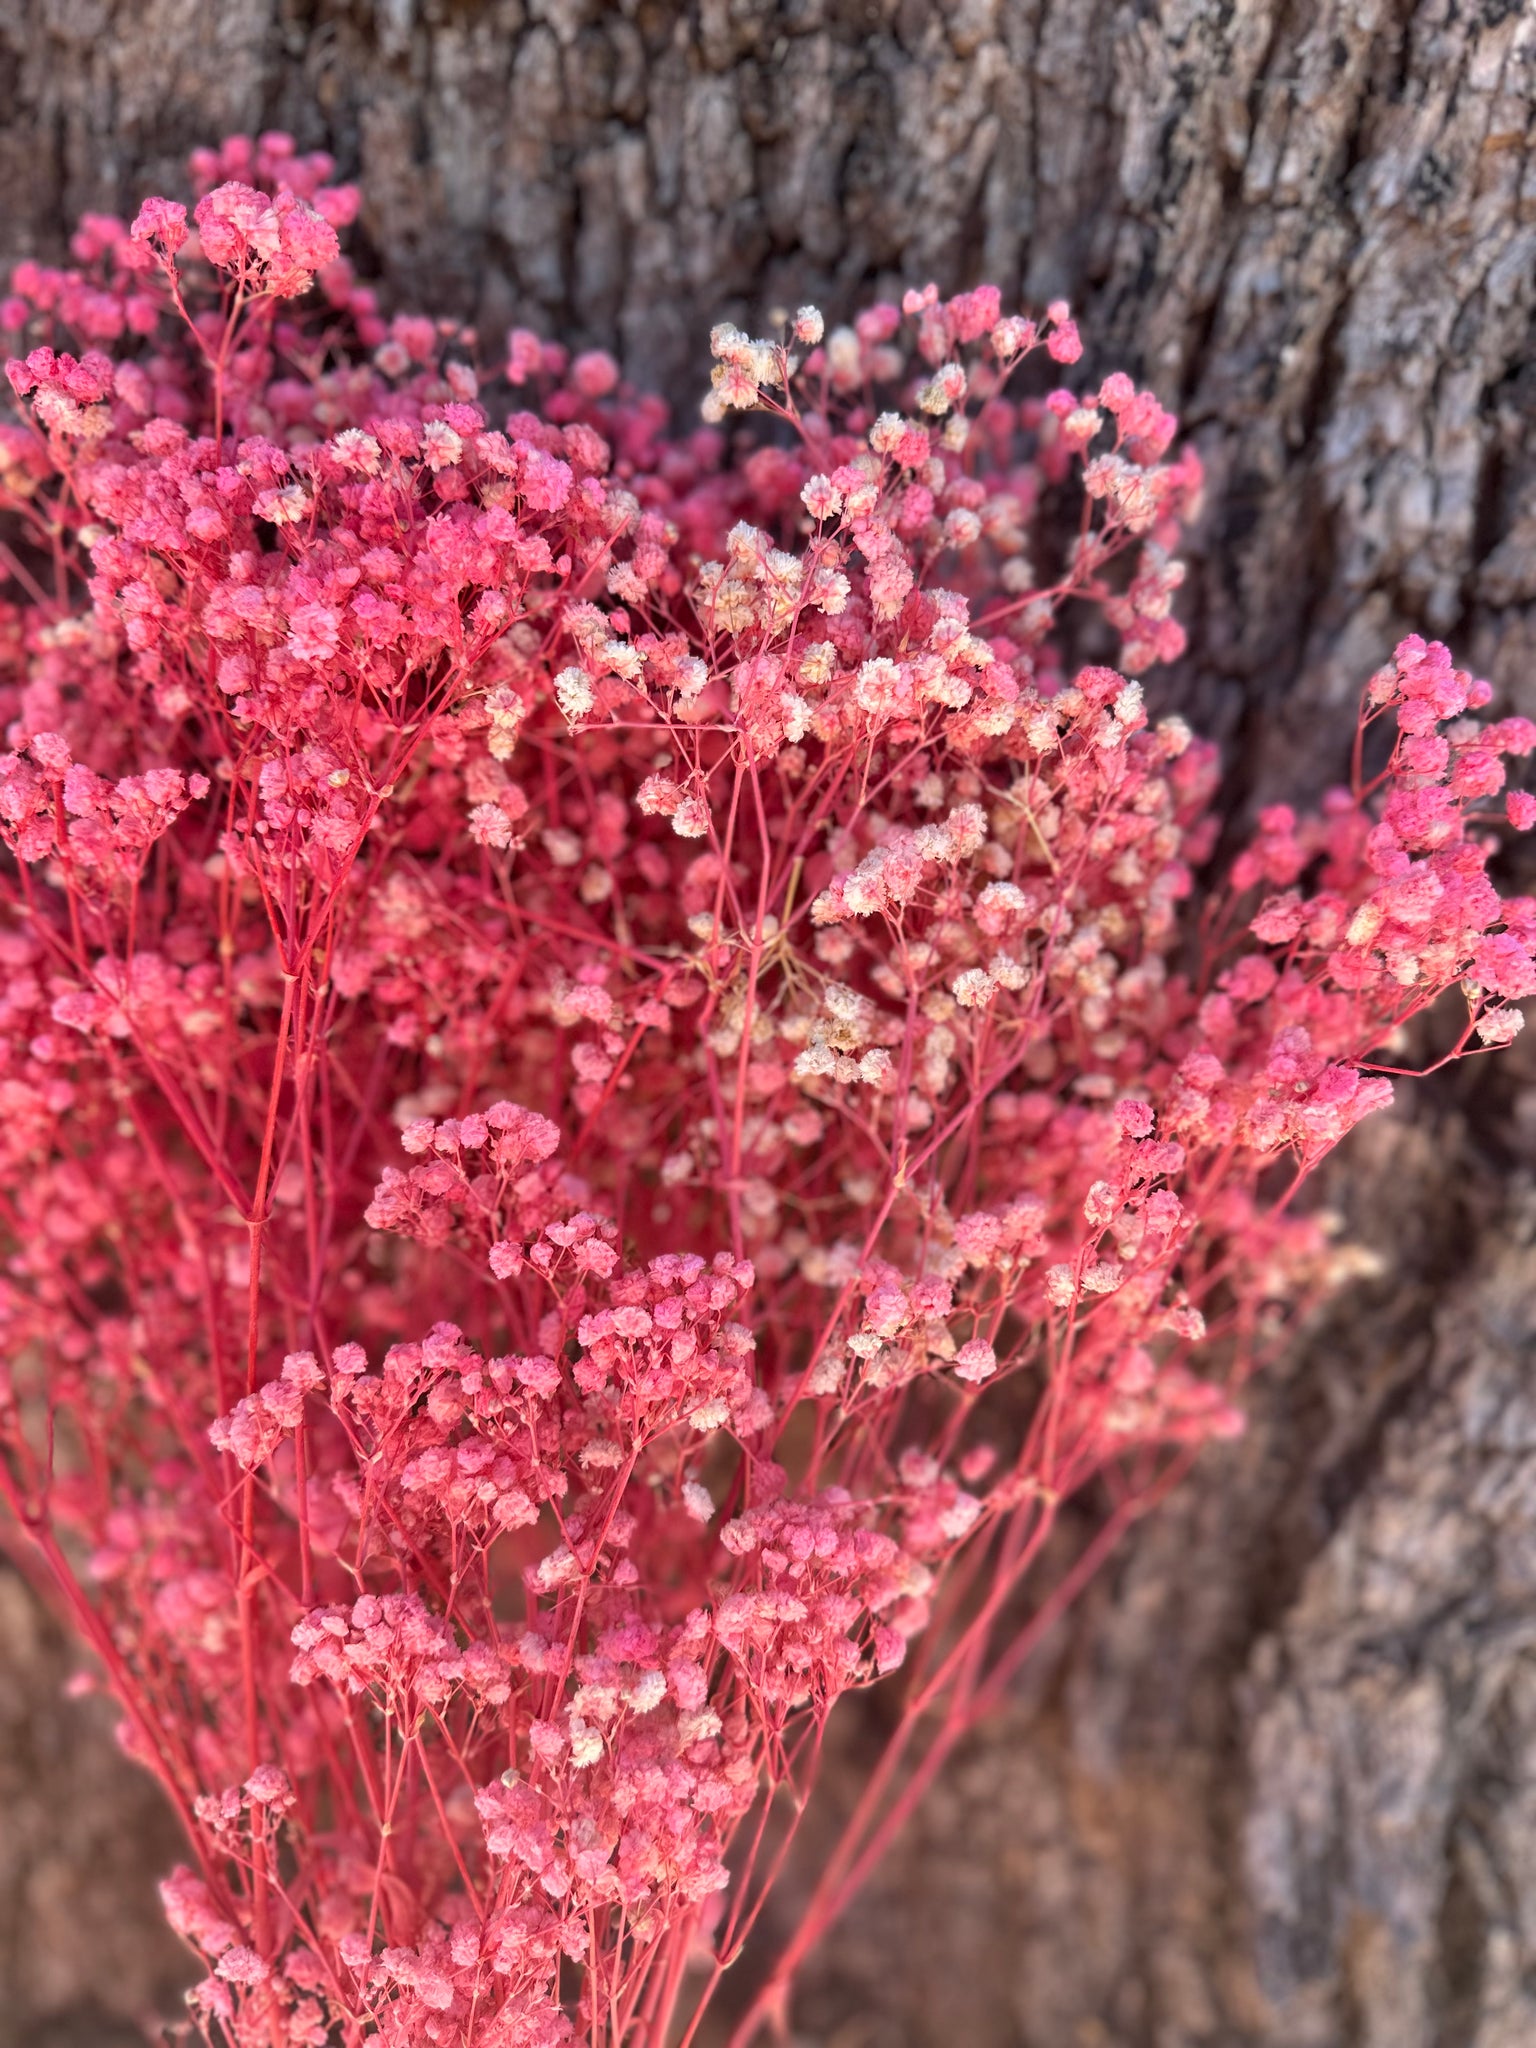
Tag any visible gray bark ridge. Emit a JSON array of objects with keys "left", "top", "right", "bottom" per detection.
[{"left": 1246, "top": 1178, "right": 1536, "bottom": 2048}]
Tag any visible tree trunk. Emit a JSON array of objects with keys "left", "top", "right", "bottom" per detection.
[{"left": 3, "top": 3, "right": 1535, "bottom": 2043}]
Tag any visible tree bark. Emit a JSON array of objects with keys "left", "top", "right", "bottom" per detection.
[{"left": 2, "top": 3, "right": 1535, "bottom": 2043}]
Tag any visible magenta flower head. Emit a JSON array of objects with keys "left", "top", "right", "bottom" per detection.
[{"left": 0, "top": 134, "right": 1529, "bottom": 2048}]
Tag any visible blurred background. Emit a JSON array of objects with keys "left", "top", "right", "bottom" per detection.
[{"left": 3, "top": 4, "right": 1536, "bottom": 2042}]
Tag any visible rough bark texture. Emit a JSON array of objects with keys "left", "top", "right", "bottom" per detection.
[
  {"left": 0, "top": 1565, "right": 192, "bottom": 2046},
  {"left": 2, "top": 3, "right": 1535, "bottom": 2044}
]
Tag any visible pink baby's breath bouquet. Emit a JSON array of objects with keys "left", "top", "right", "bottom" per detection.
[{"left": 0, "top": 135, "right": 1531, "bottom": 2048}]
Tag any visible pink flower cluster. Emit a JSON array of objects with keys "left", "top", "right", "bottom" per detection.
[{"left": 0, "top": 140, "right": 1530, "bottom": 2048}]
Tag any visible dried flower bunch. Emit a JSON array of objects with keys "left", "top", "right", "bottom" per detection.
[{"left": 1, "top": 135, "right": 1530, "bottom": 2048}]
